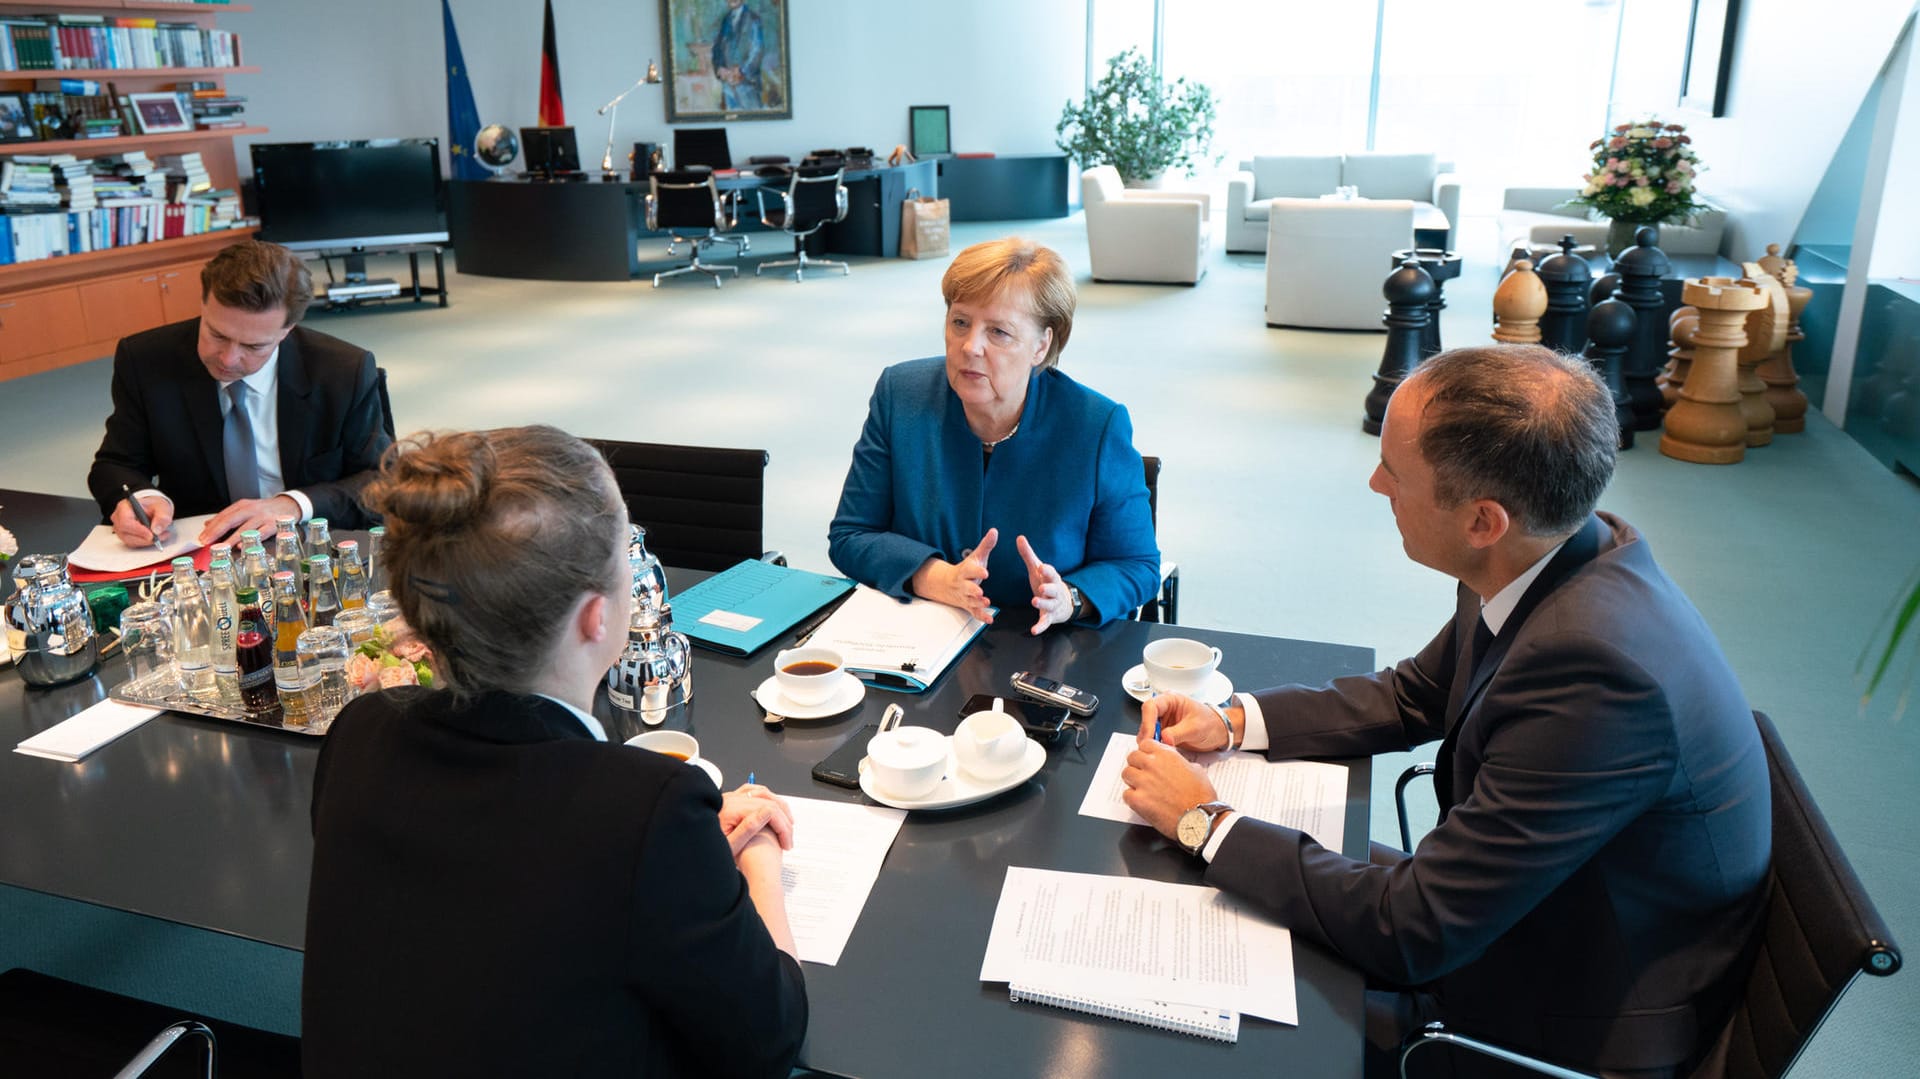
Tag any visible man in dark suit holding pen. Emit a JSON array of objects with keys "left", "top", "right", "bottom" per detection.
[
  {"left": 1123, "top": 345, "right": 1770, "bottom": 1077},
  {"left": 87, "top": 239, "right": 391, "bottom": 546}
]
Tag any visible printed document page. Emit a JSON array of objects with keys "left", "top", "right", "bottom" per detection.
[
  {"left": 780, "top": 796, "right": 907, "bottom": 966},
  {"left": 1078, "top": 732, "right": 1348, "bottom": 854},
  {"left": 980, "top": 866, "right": 1297, "bottom": 1024}
]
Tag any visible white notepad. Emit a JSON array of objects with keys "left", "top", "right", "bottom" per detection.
[
  {"left": 68, "top": 514, "right": 216, "bottom": 572},
  {"left": 800, "top": 584, "right": 987, "bottom": 692},
  {"left": 14, "top": 700, "right": 162, "bottom": 762},
  {"left": 1009, "top": 982, "right": 1241, "bottom": 1042}
]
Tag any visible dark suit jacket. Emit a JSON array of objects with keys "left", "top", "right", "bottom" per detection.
[
  {"left": 1207, "top": 514, "right": 1770, "bottom": 1075},
  {"left": 302, "top": 688, "right": 808, "bottom": 1078},
  {"left": 87, "top": 318, "right": 390, "bottom": 528}
]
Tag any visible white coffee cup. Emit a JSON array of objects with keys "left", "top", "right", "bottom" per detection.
[
  {"left": 1142, "top": 637, "right": 1224, "bottom": 696},
  {"left": 774, "top": 646, "right": 844, "bottom": 706},
  {"left": 624, "top": 729, "right": 722, "bottom": 788},
  {"left": 865, "top": 725, "right": 947, "bottom": 799},
  {"left": 953, "top": 698, "right": 1028, "bottom": 780}
]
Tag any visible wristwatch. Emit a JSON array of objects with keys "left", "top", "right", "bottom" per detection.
[
  {"left": 1065, "top": 583, "right": 1085, "bottom": 621},
  {"left": 1175, "top": 801, "right": 1234, "bottom": 856}
]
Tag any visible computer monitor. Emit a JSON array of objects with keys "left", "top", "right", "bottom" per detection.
[
  {"left": 674, "top": 127, "right": 732, "bottom": 171},
  {"left": 251, "top": 138, "right": 449, "bottom": 251},
  {"left": 520, "top": 126, "right": 581, "bottom": 177}
]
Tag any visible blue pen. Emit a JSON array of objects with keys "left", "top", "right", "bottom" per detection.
[
  {"left": 1153, "top": 720, "right": 1162, "bottom": 743},
  {"left": 747, "top": 772, "right": 756, "bottom": 785}
]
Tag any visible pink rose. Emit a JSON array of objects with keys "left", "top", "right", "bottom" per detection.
[
  {"left": 1590, "top": 138, "right": 1603, "bottom": 150},
  {"left": 1615, "top": 159, "right": 1633, "bottom": 173},
  {"left": 1653, "top": 137, "right": 1672, "bottom": 149},
  {"left": 346, "top": 653, "right": 383, "bottom": 691},
  {"left": 1615, "top": 123, "right": 1631, "bottom": 133},
  {"left": 378, "top": 664, "right": 420, "bottom": 689},
  {"left": 1636, "top": 176, "right": 1650, "bottom": 186},
  {"left": 1667, "top": 180, "right": 1683, "bottom": 193},
  {"left": 1678, "top": 134, "right": 1692, "bottom": 144},
  {"left": 1609, "top": 136, "right": 1628, "bottom": 149},
  {"left": 1666, "top": 122, "right": 1685, "bottom": 131}
]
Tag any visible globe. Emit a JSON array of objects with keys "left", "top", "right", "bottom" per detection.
[{"left": 475, "top": 124, "right": 519, "bottom": 173}]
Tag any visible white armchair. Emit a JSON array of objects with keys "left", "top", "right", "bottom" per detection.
[
  {"left": 1498, "top": 186, "right": 1728, "bottom": 257},
  {"left": 1228, "top": 153, "right": 1457, "bottom": 253},
  {"left": 1081, "top": 165, "right": 1211, "bottom": 285},
  {"left": 1265, "top": 198, "right": 1414, "bottom": 331}
]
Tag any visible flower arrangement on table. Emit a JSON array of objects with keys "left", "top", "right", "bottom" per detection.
[
  {"left": 1568, "top": 119, "right": 1708, "bottom": 240},
  {"left": 345, "top": 619, "right": 436, "bottom": 692}
]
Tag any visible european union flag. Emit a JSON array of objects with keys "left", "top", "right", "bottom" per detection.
[{"left": 443, "top": 0, "right": 488, "bottom": 181}]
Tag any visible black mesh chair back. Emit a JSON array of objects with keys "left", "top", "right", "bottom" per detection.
[
  {"left": 647, "top": 171, "right": 725, "bottom": 232},
  {"left": 375, "top": 366, "right": 396, "bottom": 441},
  {"left": 1134, "top": 455, "right": 1178, "bottom": 623},
  {"left": 753, "top": 166, "right": 849, "bottom": 282},
  {"left": 673, "top": 127, "right": 732, "bottom": 171},
  {"left": 583, "top": 439, "right": 771, "bottom": 571}
]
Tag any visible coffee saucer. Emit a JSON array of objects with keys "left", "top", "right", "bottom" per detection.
[
  {"left": 1121, "top": 663, "right": 1234, "bottom": 707},
  {"left": 857, "top": 738, "right": 1046, "bottom": 811},
  {"left": 750, "top": 672, "right": 866, "bottom": 720},
  {"left": 621, "top": 736, "right": 725, "bottom": 789}
]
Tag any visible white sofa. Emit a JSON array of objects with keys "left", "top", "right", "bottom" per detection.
[
  {"left": 1265, "top": 198, "right": 1414, "bottom": 331},
  {"left": 1228, "top": 153, "right": 1458, "bottom": 253},
  {"left": 1080, "top": 165, "right": 1211, "bottom": 284},
  {"left": 1497, "top": 186, "right": 1728, "bottom": 257}
]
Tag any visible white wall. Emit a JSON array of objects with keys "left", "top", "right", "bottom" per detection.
[
  {"left": 224, "top": 0, "right": 1086, "bottom": 175},
  {"left": 1613, "top": 0, "right": 1918, "bottom": 262}
]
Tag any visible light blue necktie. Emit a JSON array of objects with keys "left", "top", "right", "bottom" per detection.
[{"left": 222, "top": 381, "right": 261, "bottom": 501}]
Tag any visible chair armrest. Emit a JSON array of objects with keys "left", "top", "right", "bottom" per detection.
[
  {"left": 1401, "top": 1023, "right": 1601, "bottom": 1079},
  {"left": 112, "top": 1020, "right": 216, "bottom": 1079},
  {"left": 1394, "top": 761, "right": 1436, "bottom": 852},
  {"left": 1227, "top": 171, "right": 1254, "bottom": 220},
  {"left": 645, "top": 192, "right": 659, "bottom": 232},
  {"left": 1126, "top": 189, "right": 1212, "bottom": 215},
  {"left": 1432, "top": 173, "right": 1461, "bottom": 237}
]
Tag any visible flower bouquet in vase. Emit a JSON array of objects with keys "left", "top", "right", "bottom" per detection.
[{"left": 1568, "top": 119, "right": 1709, "bottom": 257}]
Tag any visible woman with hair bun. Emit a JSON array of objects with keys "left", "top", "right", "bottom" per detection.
[{"left": 300, "top": 425, "right": 807, "bottom": 1078}]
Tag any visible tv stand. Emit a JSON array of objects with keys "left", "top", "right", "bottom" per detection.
[{"left": 305, "top": 244, "right": 448, "bottom": 312}]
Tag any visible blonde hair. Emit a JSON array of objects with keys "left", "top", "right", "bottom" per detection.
[
  {"left": 940, "top": 237, "right": 1076, "bottom": 368},
  {"left": 363, "top": 426, "right": 627, "bottom": 695}
]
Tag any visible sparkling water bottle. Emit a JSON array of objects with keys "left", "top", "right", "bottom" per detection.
[
  {"left": 334, "top": 540, "right": 370, "bottom": 611},
  {"left": 169, "top": 556, "right": 217, "bottom": 700},
  {"left": 307, "top": 554, "right": 342, "bottom": 628},
  {"left": 207, "top": 557, "right": 242, "bottom": 705}
]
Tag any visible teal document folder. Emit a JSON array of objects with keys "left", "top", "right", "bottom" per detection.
[{"left": 671, "top": 560, "right": 856, "bottom": 657}]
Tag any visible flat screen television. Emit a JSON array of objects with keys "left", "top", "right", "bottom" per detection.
[{"left": 251, "top": 138, "right": 449, "bottom": 251}]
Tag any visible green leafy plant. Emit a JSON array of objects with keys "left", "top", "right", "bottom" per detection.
[
  {"left": 1056, "top": 48, "right": 1218, "bottom": 184},
  {"left": 1567, "top": 118, "right": 1709, "bottom": 224},
  {"left": 1859, "top": 568, "right": 1920, "bottom": 718}
]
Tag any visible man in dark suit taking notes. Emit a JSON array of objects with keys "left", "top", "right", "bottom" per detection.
[
  {"left": 87, "top": 239, "right": 391, "bottom": 546},
  {"left": 1123, "top": 346, "right": 1769, "bottom": 1077}
]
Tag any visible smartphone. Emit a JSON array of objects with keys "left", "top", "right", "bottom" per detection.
[
  {"left": 1009, "top": 671, "right": 1099, "bottom": 717},
  {"left": 960, "top": 693, "right": 1075, "bottom": 744},
  {"left": 811, "top": 725, "right": 877, "bottom": 789}
]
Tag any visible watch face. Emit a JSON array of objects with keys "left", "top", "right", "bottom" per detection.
[{"left": 1176, "top": 807, "right": 1211, "bottom": 851}]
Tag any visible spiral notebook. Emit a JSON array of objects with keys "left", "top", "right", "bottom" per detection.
[{"left": 1008, "top": 984, "right": 1240, "bottom": 1043}]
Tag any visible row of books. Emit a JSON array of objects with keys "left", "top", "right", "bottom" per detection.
[
  {"left": 0, "top": 149, "right": 238, "bottom": 264},
  {"left": 1, "top": 15, "right": 242, "bottom": 71},
  {"left": 1, "top": 198, "right": 242, "bottom": 265}
]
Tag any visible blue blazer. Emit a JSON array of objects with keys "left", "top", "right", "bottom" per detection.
[{"left": 828, "top": 357, "right": 1159, "bottom": 625}]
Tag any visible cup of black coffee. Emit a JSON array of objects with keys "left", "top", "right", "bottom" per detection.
[{"left": 772, "top": 646, "right": 844, "bottom": 706}]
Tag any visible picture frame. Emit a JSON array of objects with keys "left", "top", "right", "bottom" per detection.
[
  {"left": 0, "top": 93, "right": 36, "bottom": 143},
  {"left": 908, "top": 105, "right": 950, "bottom": 158},
  {"left": 660, "top": 0, "right": 792, "bottom": 123},
  {"left": 129, "top": 91, "right": 193, "bottom": 135},
  {"left": 1679, "top": 0, "right": 1740, "bottom": 117}
]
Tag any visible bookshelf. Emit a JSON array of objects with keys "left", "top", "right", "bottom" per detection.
[{"left": 0, "top": 0, "right": 256, "bottom": 382}]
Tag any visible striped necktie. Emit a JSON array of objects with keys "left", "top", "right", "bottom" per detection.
[{"left": 223, "top": 380, "right": 261, "bottom": 501}]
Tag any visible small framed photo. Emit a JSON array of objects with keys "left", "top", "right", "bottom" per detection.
[
  {"left": 0, "top": 93, "right": 36, "bottom": 143},
  {"left": 909, "top": 105, "right": 950, "bottom": 157},
  {"left": 129, "top": 92, "right": 193, "bottom": 135}
]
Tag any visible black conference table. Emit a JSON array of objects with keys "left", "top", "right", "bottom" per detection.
[{"left": 1, "top": 488, "right": 1377, "bottom": 1077}]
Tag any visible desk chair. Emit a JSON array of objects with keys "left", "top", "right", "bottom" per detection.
[
  {"left": 582, "top": 439, "right": 778, "bottom": 570},
  {"left": 646, "top": 171, "right": 739, "bottom": 288},
  {"left": 1130, "top": 455, "right": 1180, "bottom": 624},
  {"left": 754, "top": 165, "right": 850, "bottom": 282},
  {"left": 669, "top": 128, "right": 748, "bottom": 258},
  {"left": 0, "top": 968, "right": 303, "bottom": 1078},
  {"left": 1393, "top": 711, "right": 1903, "bottom": 1079}
]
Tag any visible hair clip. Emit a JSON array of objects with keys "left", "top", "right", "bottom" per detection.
[{"left": 407, "top": 574, "right": 464, "bottom": 606}]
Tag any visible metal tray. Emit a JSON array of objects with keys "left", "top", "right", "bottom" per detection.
[{"left": 109, "top": 668, "right": 330, "bottom": 737}]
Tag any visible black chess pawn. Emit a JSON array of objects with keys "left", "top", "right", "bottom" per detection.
[
  {"left": 1537, "top": 235, "right": 1593, "bottom": 356},
  {"left": 1614, "top": 226, "right": 1672, "bottom": 431},
  {"left": 1392, "top": 247, "right": 1462, "bottom": 361},
  {"left": 1583, "top": 298, "right": 1638, "bottom": 450},
  {"left": 1590, "top": 273, "right": 1621, "bottom": 305},
  {"left": 1364, "top": 257, "right": 1435, "bottom": 436}
]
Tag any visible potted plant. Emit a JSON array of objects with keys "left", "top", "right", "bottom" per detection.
[
  {"left": 1056, "top": 48, "right": 1217, "bottom": 187},
  {"left": 1567, "top": 119, "right": 1709, "bottom": 256}
]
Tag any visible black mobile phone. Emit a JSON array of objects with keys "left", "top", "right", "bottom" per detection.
[
  {"left": 811, "top": 725, "right": 877, "bottom": 789},
  {"left": 1009, "top": 671, "right": 1098, "bottom": 716},
  {"left": 960, "top": 694, "right": 1074, "bottom": 744}
]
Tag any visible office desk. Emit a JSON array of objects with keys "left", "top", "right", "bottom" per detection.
[
  {"left": 1, "top": 488, "right": 1375, "bottom": 1076},
  {"left": 449, "top": 160, "right": 937, "bottom": 282}
]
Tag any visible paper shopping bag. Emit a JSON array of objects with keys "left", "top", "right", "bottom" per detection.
[{"left": 899, "top": 192, "right": 950, "bottom": 260}]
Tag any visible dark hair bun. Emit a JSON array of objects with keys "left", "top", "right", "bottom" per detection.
[{"left": 369, "top": 431, "right": 497, "bottom": 533}]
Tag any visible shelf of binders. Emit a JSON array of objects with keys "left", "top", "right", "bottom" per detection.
[
  {"left": 0, "top": 124, "right": 263, "bottom": 155},
  {"left": 0, "top": 2, "right": 251, "bottom": 13}
]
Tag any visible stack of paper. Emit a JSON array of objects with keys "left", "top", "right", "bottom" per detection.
[
  {"left": 1078, "top": 733, "right": 1349, "bottom": 854},
  {"left": 15, "top": 700, "right": 161, "bottom": 762},
  {"left": 801, "top": 584, "right": 986, "bottom": 692}
]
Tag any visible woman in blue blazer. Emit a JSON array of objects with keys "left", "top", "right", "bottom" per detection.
[{"left": 829, "top": 238, "right": 1159, "bottom": 631}]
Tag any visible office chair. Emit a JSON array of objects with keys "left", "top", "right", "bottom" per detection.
[
  {"left": 582, "top": 439, "right": 779, "bottom": 571},
  {"left": 0, "top": 967, "right": 303, "bottom": 1077},
  {"left": 1132, "top": 455, "right": 1180, "bottom": 624},
  {"left": 1392, "top": 711, "right": 1903, "bottom": 1079},
  {"left": 669, "top": 127, "right": 748, "bottom": 258},
  {"left": 645, "top": 171, "right": 739, "bottom": 288},
  {"left": 753, "top": 165, "right": 850, "bottom": 282}
]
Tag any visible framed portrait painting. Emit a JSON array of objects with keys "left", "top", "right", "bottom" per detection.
[{"left": 661, "top": 0, "right": 792, "bottom": 123}]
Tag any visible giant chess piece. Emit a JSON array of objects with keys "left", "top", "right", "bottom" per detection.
[
  {"left": 1365, "top": 257, "right": 1437, "bottom": 435},
  {"left": 1591, "top": 272, "right": 1620, "bottom": 306},
  {"left": 1584, "top": 298, "right": 1637, "bottom": 450},
  {"left": 1755, "top": 243, "right": 1812, "bottom": 433},
  {"left": 1663, "top": 306, "right": 1700, "bottom": 409},
  {"left": 1392, "top": 247, "right": 1462, "bottom": 361},
  {"left": 1537, "top": 235, "right": 1593, "bottom": 356},
  {"left": 1493, "top": 259, "right": 1547, "bottom": 344},
  {"left": 1736, "top": 263, "right": 1789, "bottom": 447},
  {"left": 1661, "top": 278, "right": 1767, "bottom": 464},
  {"left": 1615, "top": 226, "right": 1672, "bottom": 430}
]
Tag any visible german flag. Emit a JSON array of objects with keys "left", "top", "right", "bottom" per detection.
[{"left": 537, "top": 0, "right": 565, "bottom": 126}]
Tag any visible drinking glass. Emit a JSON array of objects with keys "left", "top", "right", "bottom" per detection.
[
  {"left": 118, "top": 601, "right": 180, "bottom": 693},
  {"left": 297, "top": 626, "right": 352, "bottom": 731},
  {"left": 332, "top": 608, "right": 379, "bottom": 651}
]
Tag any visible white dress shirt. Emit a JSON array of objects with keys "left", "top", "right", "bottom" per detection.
[{"left": 537, "top": 693, "right": 610, "bottom": 742}]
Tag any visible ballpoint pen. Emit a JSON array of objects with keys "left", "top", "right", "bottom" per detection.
[{"left": 120, "top": 484, "right": 164, "bottom": 549}]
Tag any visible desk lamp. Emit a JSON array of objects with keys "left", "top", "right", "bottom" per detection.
[{"left": 598, "top": 60, "right": 662, "bottom": 179}]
